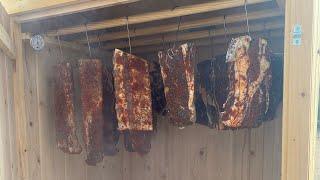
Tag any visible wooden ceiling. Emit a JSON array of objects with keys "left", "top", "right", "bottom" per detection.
[{"left": 10, "top": 0, "right": 284, "bottom": 54}]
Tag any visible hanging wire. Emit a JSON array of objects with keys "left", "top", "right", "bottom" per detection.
[
  {"left": 244, "top": 0, "right": 251, "bottom": 36},
  {"left": 57, "top": 31, "right": 64, "bottom": 60},
  {"left": 223, "top": 15, "right": 228, "bottom": 48},
  {"left": 85, "top": 24, "right": 92, "bottom": 58},
  {"left": 173, "top": 16, "right": 182, "bottom": 49},
  {"left": 126, "top": 16, "right": 132, "bottom": 54}
]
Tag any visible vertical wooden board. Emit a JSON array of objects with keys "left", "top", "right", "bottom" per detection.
[
  {"left": 248, "top": 127, "right": 264, "bottom": 180},
  {"left": 6, "top": 58, "right": 18, "bottom": 180},
  {"left": 282, "top": 0, "right": 320, "bottom": 179},
  {"left": 233, "top": 129, "right": 251, "bottom": 180},
  {"left": 201, "top": 128, "right": 233, "bottom": 180},
  {"left": 262, "top": 120, "right": 275, "bottom": 180},
  {"left": 0, "top": 52, "right": 11, "bottom": 180},
  {"left": 23, "top": 44, "right": 41, "bottom": 180}
]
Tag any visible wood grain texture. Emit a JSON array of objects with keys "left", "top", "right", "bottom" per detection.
[
  {"left": 281, "top": 0, "right": 320, "bottom": 180},
  {"left": 46, "top": 0, "right": 271, "bottom": 36},
  {"left": 15, "top": 39, "right": 282, "bottom": 180}
]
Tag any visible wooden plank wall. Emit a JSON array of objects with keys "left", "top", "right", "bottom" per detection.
[
  {"left": 0, "top": 4, "right": 18, "bottom": 180},
  {"left": 18, "top": 35, "right": 283, "bottom": 180}
]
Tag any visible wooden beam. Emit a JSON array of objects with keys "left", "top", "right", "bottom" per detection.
[
  {"left": 0, "top": 24, "right": 15, "bottom": 59},
  {"left": 14, "top": 0, "right": 141, "bottom": 23},
  {"left": 281, "top": 0, "right": 320, "bottom": 179},
  {"left": 103, "top": 19, "right": 284, "bottom": 49},
  {"left": 12, "top": 21, "right": 30, "bottom": 180},
  {"left": 131, "top": 29, "right": 284, "bottom": 54},
  {"left": 46, "top": 0, "right": 271, "bottom": 36},
  {"left": 74, "top": 8, "right": 282, "bottom": 44},
  {"left": 2, "top": 0, "right": 82, "bottom": 14}
]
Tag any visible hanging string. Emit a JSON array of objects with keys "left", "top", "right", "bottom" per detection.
[
  {"left": 57, "top": 31, "right": 64, "bottom": 60},
  {"left": 126, "top": 16, "right": 132, "bottom": 54},
  {"left": 173, "top": 16, "right": 182, "bottom": 49},
  {"left": 244, "top": 0, "right": 251, "bottom": 36},
  {"left": 223, "top": 15, "right": 228, "bottom": 48},
  {"left": 85, "top": 24, "right": 92, "bottom": 58}
]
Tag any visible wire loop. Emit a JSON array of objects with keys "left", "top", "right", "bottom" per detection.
[
  {"left": 126, "top": 16, "right": 132, "bottom": 54},
  {"left": 244, "top": 0, "right": 251, "bottom": 36},
  {"left": 85, "top": 24, "right": 92, "bottom": 58}
]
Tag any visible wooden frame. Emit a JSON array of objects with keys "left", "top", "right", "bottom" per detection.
[
  {"left": 0, "top": 0, "right": 319, "bottom": 180},
  {"left": 281, "top": 0, "right": 320, "bottom": 180}
]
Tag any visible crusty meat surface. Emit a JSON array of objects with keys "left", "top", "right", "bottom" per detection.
[
  {"left": 54, "top": 62, "right": 82, "bottom": 154},
  {"left": 79, "top": 59, "right": 104, "bottom": 165},
  {"left": 221, "top": 36, "right": 272, "bottom": 129},
  {"left": 113, "top": 49, "right": 153, "bottom": 131},
  {"left": 158, "top": 43, "right": 196, "bottom": 128}
]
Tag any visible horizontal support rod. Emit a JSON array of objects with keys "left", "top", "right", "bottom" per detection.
[
  {"left": 46, "top": 0, "right": 271, "bottom": 36},
  {"left": 103, "top": 19, "right": 284, "bottom": 49},
  {"left": 131, "top": 29, "right": 283, "bottom": 54},
  {"left": 74, "top": 8, "right": 282, "bottom": 44}
]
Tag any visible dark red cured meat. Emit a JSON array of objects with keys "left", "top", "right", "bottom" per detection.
[
  {"left": 124, "top": 131, "right": 151, "bottom": 155},
  {"left": 102, "top": 67, "right": 120, "bottom": 155},
  {"left": 113, "top": 49, "right": 153, "bottom": 131},
  {"left": 149, "top": 61, "right": 166, "bottom": 114},
  {"left": 158, "top": 43, "right": 196, "bottom": 128},
  {"left": 221, "top": 36, "right": 272, "bottom": 129},
  {"left": 195, "top": 55, "right": 228, "bottom": 128},
  {"left": 54, "top": 62, "right": 82, "bottom": 154},
  {"left": 79, "top": 59, "right": 104, "bottom": 165},
  {"left": 264, "top": 54, "right": 283, "bottom": 121}
]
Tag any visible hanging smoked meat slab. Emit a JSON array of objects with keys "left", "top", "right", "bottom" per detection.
[
  {"left": 102, "top": 67, "right": 120, "bottom": 155},
  {"left": 221, "top": 36, "right": 272, "bottom": 129},
  {"left": 124, "top": 131, "right": 152, "bottom": 154},
  {"left": 158, "top": 43, "right": 196, "bottom": 128},
  {"left": 149, "top": 61, "right": 166, "bottom": 114},
  {"left": 54, "top": 62, "right": 82, "bottom": 154},
  {"left": 195, "top": 55, "right": 228, "bottom": 128},
  {"left": 113, "top": 49, "right": 153, "bottom": 131},
  {"left": 113, "top": 49, "right": 153, "bottom": 154},
  {"left": 264, "top": 54, "right": 283, "bottom": 121},
  {"left": 79, "top": 59, "right": 104, "bottom": 165}
]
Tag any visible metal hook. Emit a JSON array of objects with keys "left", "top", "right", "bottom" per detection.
[
  {"left": 173, "top": 16, "right": 182, "bottom": 49},
  {"left": 244, "top": 0, "right": 251, "bottom": 36},
  {"left": 126, "top": 16, "right": 132, "bottom": 54},
  {"left": 84, "top": 24, "right": 92, "bottom": 58},
  {"left": 57, "top": 31, "right": 64, "bottom": 60}
]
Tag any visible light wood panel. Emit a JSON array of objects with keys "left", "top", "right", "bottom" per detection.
[
  {"left": 281, "top": 0, "right": 320, "bottom": 180},
  {"left": 74, "top": 8, "right": 282, "bottom": 44},
  {"left": 16, "top": 34, "right": 283, "bottom": 180},
  {"left": 13, "top": 0, "right": 141, "bottom": 23},
  {"left": 46, "top": 0, "right": 271, "bottom": 36},
  {"left": 0, "top": 23, "right": 15, "bottom": 59}
]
